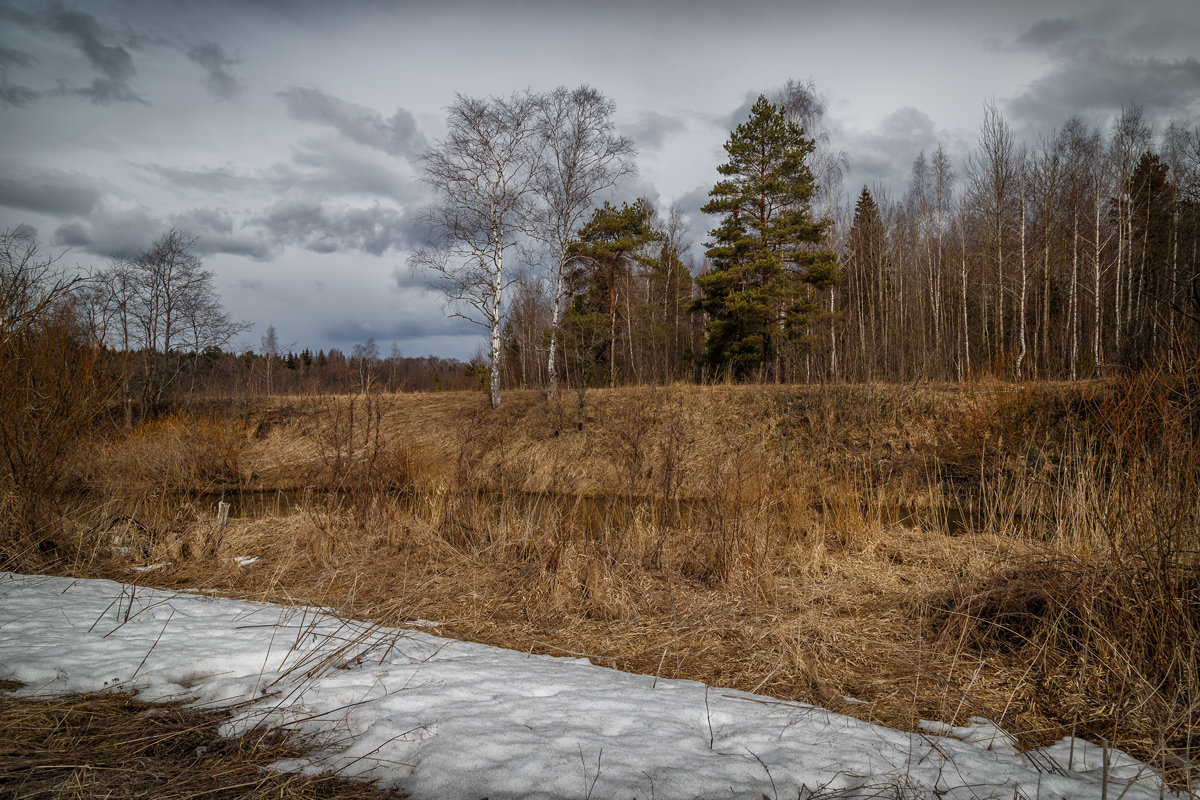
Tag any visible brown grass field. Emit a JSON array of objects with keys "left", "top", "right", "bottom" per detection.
[{"left": 4, "top": 376, "right": 1199, "bottom": 789}]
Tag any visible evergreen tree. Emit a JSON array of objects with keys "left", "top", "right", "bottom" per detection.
[
  {"left": 694, "top": 96, "right": 838, "bottom": 379},
  {"left": 570, "top": 199, "right": 662, "bottom": 385},
  {"left": 846, "top": 186, "right": 890, "bottom": 376},
  {"left": 1122, "top": 150, "right": 1177, "bottom": 364}
]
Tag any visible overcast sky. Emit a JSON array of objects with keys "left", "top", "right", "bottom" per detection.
[{"left": 2, "top": 0, "right": 1198, "bottom": 360}]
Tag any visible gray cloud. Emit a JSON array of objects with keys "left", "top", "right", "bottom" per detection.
[
  {"left": 186, "top": 42, "right": 242, "bottom": 100},
  {"left": 391, "top": 263, "right": 433, "bottom": 291},
  {"left": 52, "top": 199, "right": 158, "bottom": 257},
  {"left": 1016, "top": 17, "right": 1079, "bottom": 49},
  {"left": 254, "top": 200, "right": 417, "bottom": 256},
  {"left": 137, "top": 163, "right": 250, "bottom": 193},
  {"left": 49, "top": 197, "right": 270, "bottom": 260},
  {"left": 47, "top": 6, "right": 143, "bottom": 104},
  {"left": 841, "top": 107, "right": 943, "bottom": 194},
  {"left": 0, "top": 42, "right": 35, "bottom": 69},
  {"left": 1006, "top": 13, "right": 1200, "bottom": 134},
  {"left": 277, "top": 86, "right": 427, "bottom": 159},
  {"left": 672, "top": 183, "right": 710, "bottom": 244},
  {"left": 0, "top": 163, "right": 102, "bottom": 216},
  {"left": 623, "top": 110, "right": 685, "bottom": 150},
  {"left": 168, "top": 206, "right": 272, "bottom": 260},
  {"left": 1008, "top": 51, "right": 1200, "bottom": 133},
  {"left": 321, "top": 310, "right": 476, "bottom": 345},
  {"left": 0, "top": 83, "right": 39, "bottom": 106},
  {"left": 272, "top": 144, "right": 424, "bottom": 202}
]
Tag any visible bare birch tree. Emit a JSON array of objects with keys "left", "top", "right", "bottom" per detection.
[
  {"left": 412, "top": 91, "right": 543, "bottom": 409},
  {"left": 530, "top": 86, "right": 636, "bottom": 399}
]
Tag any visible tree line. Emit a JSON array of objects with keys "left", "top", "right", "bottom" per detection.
[
  {"left": 837, "top": 105, "right": 1200, "bottom": 382},
  {"left": 6, "top": 85, "right": 1199, "bottom": 428},
  {"left": 418, "top": 88, "right": 1200, "bottom": 401}
]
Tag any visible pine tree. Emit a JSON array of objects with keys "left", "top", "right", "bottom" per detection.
[
  {"left": 570, "top": 199, "right": 662, "bottom": 385},
  {"left": 694, "top": 96, "right": 838, "bottom": 379},
  {"left": 846, "top": 187, "right": 889, "bottom": 376}
]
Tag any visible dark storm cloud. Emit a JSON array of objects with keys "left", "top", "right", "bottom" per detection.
[
  {"left": 277, "top": 86, "right": 427, "bottom": 160},
  {"left": 0, "top": 163, "right": 102, "bottom": 216},
  {"left": 46, "top": 5, "right": 143, "bottom": 104},
  {"left": 186, "top": 42, "right": 242, "bottom": 100},
  {"left": 254, "top": 200, "right": 417, "bottom": 256},
  {"left": 623, "top": 111, "right": 685, "bottom": 151},
  {"left": 1008, "top": 52, "right": 1200, "bottom": 132},
  {"left": 1007, "top": 14, "right": 1200, "bottom": 133}
]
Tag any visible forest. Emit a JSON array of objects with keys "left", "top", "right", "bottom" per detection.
[
  {"left": 404, "top": 85, "right": 1200, "bottom": 411},
  {"left": 484, "top": 95, "right": 1200, "bottom": 395},
  {"left": 5, "top": 85, "right": 1196, "bottom": 413}
]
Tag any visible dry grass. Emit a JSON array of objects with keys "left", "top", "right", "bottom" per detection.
[
  {"left": 4, "top": 377, "right": 1198, "bottom": 788},
  {"left": 0, "top": 688, "right": 408, "bottom": 800}
]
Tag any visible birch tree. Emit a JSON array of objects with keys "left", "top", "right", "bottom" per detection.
[
  {"left": 412, "top": 91, "right": 542, "bottom": 409},
  {"left": 968, "top": 103, "right": 1016, "bottom": 367},
  {"left": 530, "top": 86, "right": 636, "bottom": 399}
]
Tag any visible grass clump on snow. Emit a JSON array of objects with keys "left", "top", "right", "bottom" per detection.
[{"left": 0, "top": 687, "right": 408, "bottom": 800}]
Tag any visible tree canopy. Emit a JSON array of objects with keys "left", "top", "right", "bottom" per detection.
[{"left": 693, "top": 96, "right": 838, "bottom": 379}]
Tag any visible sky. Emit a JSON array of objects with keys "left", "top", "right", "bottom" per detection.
[
  {"left": 0, "top": 571, "right": 1178, "bottom": 799},
  {"left": 1, "top": 0, "right": 1198, "bottom": 360}
]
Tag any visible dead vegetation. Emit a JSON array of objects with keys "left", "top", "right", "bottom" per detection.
[
  {"left": 2, "top": 376, "right": 1199, "bottom": 788},
  {"left": 0, "top": 688, "right": 408, "bottom": 800}
]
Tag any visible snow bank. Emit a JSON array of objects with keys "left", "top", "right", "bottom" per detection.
[{"left": 0, "top": 572, "right": 1180, "bottom": 799}]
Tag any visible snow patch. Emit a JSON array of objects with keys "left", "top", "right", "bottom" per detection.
[{"left": 0, "top": 572, "right": 1181, "bottom": 800}]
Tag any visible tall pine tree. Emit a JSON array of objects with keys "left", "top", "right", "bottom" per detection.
[{"left": 694, "top": 96, "right": 838, "bottom": 380}]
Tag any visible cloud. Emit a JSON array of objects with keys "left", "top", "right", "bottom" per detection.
[
  {"left": 270, "top": 143, "right": 425, "bottom": 202},
  {"left": 0, "top": 42, "right": 36, "bottom": 69},
  {"left": 52, "top": 196, "right": 159, "bottom": 257},
  {"left": 1008, "top": 51, "right": 1200, "bottom": 132},
  {"left": 136, "top": 163, "right": 250, "bottom": 193},
  {"left": 47, "top": 195, "right": 270, "bottom": 260},
  {"left": 0, "top": 83, "right": 39, "bottom": 106},
  {"left": 168, "top": 206, "right": 272, "bottom": 260},
  {"left": 391, "top": 263, "right": 433, "bottom": 291},
  {"left": 0, "top": 162, "right": 102, "bottom": 216},
  {"left": 321, "top": 312, "right": 475, "bottom": 344},
  {"left": 277, "top": 86, "right": 427, "bottom": 159},
  {"left": 186, "top": 42, "right": 242, "bottom": 100},
  {"left": 841, "top": 107, "right": 943, "bottom": 195},
  {"left": 1006, "top": 14, "right": 1200, "bottom": 133},
  {"left": 253, "top": 199, "right": 418, "bottom": 256},
  {"left": 1016, "top": 17, "right": 1079, "bottom": 49},
  {"left": 623, "top": 111, "right": 686, "bottom": 150},
  {"left": 47, "top": 6, "right": 143, "bottom": 104},
  {"left": 672, "top": 183, "right": 711, "bottom": 243}
]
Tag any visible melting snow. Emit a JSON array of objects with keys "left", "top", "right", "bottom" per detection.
[{"left": 0, "top": 572, "right": 1182, "bottom": 799}]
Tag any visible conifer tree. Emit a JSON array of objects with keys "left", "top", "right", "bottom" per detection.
[
  {"left": 846, "top": 187, "right": 889, "bottom": 376},
  {"left": 694, "top": 96, "right": 838, "bottom": 379},
  {"left": 569, "top": 199, "right": 662, "bottom": 386}
]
